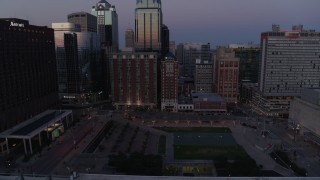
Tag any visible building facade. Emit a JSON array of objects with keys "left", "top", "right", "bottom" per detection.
[
  {"left": 161, "top": 24, "right": 170, "bottom": 55},
  {"left": 67, "top": 12, "right": 97, "bottom": 32},
  {"left": 52, "top": 23, "right": 100, "bottom": 105},
  {"left": 180, "top": 43, "right": 211, "bottom": 77},
  {"left": 110, "top": 52, "right": 158, "bottom": 110},
  {"left": 256, "top": 25, "right": 320, "bottom": 117},
  {"left": 161, "top": 53, "right": 178, "bottom": 112},
  {"left": 135, "top": 0, "right": 162, "bottom": 52},
  {"left": 195, "top": 59, "right": 213, "bottom": 93},
  {"left": 192, "top": 93, "right": 227, "bottom": 113},
  {"left": 229, "top": 43, "right": 260, "bottom": 83},
  {"left": 289, "top": 89, "right": 320, "bottom": 144},
  {"left": 91, "top": 0, "right": 118, "bottom": 50},
  {"left": 125, "top": 28, "right": 134, "bottom": 49},
  {"left": 0, "top": 18, "right": 59, "bottom": 132},
  {"left": 214, "top": 47, "right": 239, "bottom": 105},
  {"left": 259, "top": 25, "right": 320, "bottom": 96}
]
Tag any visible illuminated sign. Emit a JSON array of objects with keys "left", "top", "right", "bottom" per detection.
[{"left": 10, "top": 22, "right": 24, "bottom": 27}]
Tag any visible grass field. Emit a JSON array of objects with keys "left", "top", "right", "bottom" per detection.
[{"left": 158, "top": 127, "right": 261, "bottom": 176}]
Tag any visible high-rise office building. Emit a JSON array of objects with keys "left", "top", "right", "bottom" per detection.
[
  {"left": 214, "top": 47, "right": 239, "bottom": 105},
  {"left": 161, "top": 52, "right": 178, "bottom": 112},
  {"left": 110, "top": 52, "right": 158, "bottom": 110},
  {"left": 161, "top": 24, "right": 170, "bottom": 55},
  {"left": 52, "top": 22, "right": 100, "bottom": 105},
  {"left": 259, "top": 26, "right": 320, "bottom": 96},
  {"left": 67, "top": 12, "right": 97, "bottom": 32},
  {"left": 91, "top": 0, "right": 118, "bottom": 50},
  {"left": 0, "top": 18, "right": 59, "bottom": 131},
  {"left": 195, "top": 59, "right": 213, "bottom": 93},
  {"left": 229, "top": 43, "right": 260, "bottom": 83},
  {"left": 180, "top": 43, "right": 211, "bottom": 77},
  {"left": 253, "top": 25, "right": 320, "bottom": 117},
  {"left": 135, "top": 0, "right": 162, "bottom": 52},
  {"left": 125, "top": 28, "right": 134, "bottom": 48}
]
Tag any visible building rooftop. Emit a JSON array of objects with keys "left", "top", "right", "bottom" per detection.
[
  {"left": 192, "top": 93, "right": 225, "bottom": 103},
  {"left": 163, "top": 52, "right": 176, "bottom": 61},
  {"left": 0, "top": 110, "right": 72, "bottom": 139},
  {"left": 178, "top": 95, "right": 193, "bottom": 104}
]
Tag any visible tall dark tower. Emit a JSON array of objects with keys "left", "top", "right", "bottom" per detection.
[
  {"left": 0, "top": 18, "right": 59, "bottom": 131},
  {"left": 135, "top": 0, "right": 162, "bottom": 52},
  {"left": 161, "top": 24, "right": 170, "bottom": 56}
]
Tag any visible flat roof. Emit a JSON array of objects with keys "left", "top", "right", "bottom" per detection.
[
  {"left": 192, "top": 93, "right": 225, "bottom": 103},
  {"left": 304, "top": 132, "right": 320, "bottom": 145},
  {"left": 0, "top": 110, "right": 72, "bottom": 139}
]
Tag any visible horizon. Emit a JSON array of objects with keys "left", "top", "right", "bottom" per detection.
[{"left": 1, "top": 0, "right": 319, "bottom": 48}]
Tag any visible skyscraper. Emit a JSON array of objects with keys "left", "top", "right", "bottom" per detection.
[
  {"left": 52, "top": 22, "right": 100, "bottom": 105},
  {"left": 91, "top": 0, "right": 118, "bottom": 50},
  {"left": 214, "top": 47, "right": 240, "bottom": 105},
  {"left": 259, "top": 25, "right": 320, "bottom": 96},
  {"left": 0, "top": 18, "right": 59, "bottom": 131},
  {"left": 135, "top": 0, "right": 162, "bottom": 52},
  {"left": 253, "top": 25, "right": 320, "bottom": 117},
  {"left": 161, "top": 52, "right": 178, "bottom": 112},
  {"left": 161, "top": 24, "right": 170, "bottom": 55},
  {"left": 125, "top": 28, "right": 134, "bottom": 48},
  {"left": 67, "top": 12, "right": 97, "bottom": 32}
]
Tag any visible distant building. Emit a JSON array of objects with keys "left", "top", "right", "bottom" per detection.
[
  {"left": 125, "top": 28, "right": 134, "bottom": 48},
  {"left": 192, "top": 93, "right": 227, "bottom": 113},
  {"left": 179, "top": 43, "right": 211, "bottom": 77},
  {"left": 178, "top": 77, "right": 194, "bottom": 97},
  {"left": 110, "top": 52, "right": 158, "bottom": 110},
  {"left": 135, "top": 0, "right": 162, "bottom": 52},
  {"left": 0, "top": 18, "right": 59, "bottom": 132},
  {"left": 169, "top": 41, "right": 176, "bottom": 55},
  {"left": 195, "top": 59, "right": 213, "bottom": 93},
  {"left": 52, "top": 22, "right": 100, "bottom": 105},
  {"left": 91, "top": 0, "right": 118, "bottom": 50},
  {"left": 178, "top": 96, "right": 194, "bottom": 112},
  {"left": 214, "top": 47, "right": 239, "bottom": 105},
  {"left": 161, "top": 24, "right": 170, "bottom": 55},
  {"left": 255, "top": 25, "right": 320, "bottom": 117},
  {"left": 176, "top": 43, "right": 184, "bottom": 65},
  {"left": 161, "top": 52, "right": 178, "bottom": 112},
  {"left": 289, "top": 89, "right": 320, "bottom": 145},
  {"left": 229, "top": 43, "right": 260, "bottom": 83},
  {"left": 67, "top": 12, "right": 97, "bottom": 32}
]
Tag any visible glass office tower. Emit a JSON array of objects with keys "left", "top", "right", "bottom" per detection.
[
  {"left": 91, "top": 0, "right": 118, "bottom": 50},
  {"left": 135, "top": 0, "right": 162, "bottom": 52}
]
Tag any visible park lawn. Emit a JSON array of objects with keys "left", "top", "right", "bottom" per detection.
[
  {"left": 174, "top": 145, "right": 249, "bottom": 160},
  {"left": 158, "top": 127, "right": 232, "bottom": 133}
]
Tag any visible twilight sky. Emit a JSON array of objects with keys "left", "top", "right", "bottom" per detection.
[{"left": 0, "top": 0, "right": 319, "bottom": 48}]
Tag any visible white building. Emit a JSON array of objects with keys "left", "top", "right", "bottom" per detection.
[{"left": 289, "top": 89, "right": 320, "bottom": 145}]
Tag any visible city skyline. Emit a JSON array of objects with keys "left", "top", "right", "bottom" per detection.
[{"left": 0, "top": 0, "right": 319, "bottom": 48}]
